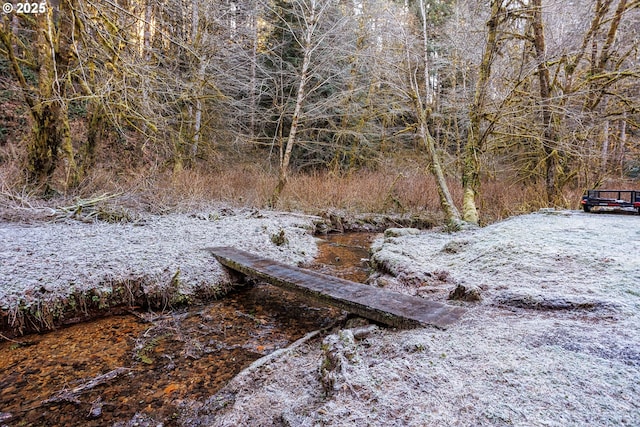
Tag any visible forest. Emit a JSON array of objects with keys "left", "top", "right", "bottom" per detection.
[
  {"left": 1, "top": 0, "right": 639, "bottom": 224},
  {"left": 1, "top": 3, "right": 640, "bottom": 425}
]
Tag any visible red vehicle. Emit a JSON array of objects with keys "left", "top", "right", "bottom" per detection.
[{"left": 581, "top": 190, "right": 640, "bottom": 214}]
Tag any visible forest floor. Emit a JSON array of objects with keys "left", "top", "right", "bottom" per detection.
[{"left": 1, "top": 200, "right": 639, "bottom": 426}]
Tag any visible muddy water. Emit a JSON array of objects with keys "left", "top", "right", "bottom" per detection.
[
  {"left": 313, "top": 232, "right": 378, "bottom": 283},
  {"left": 0, "top": 233, "right": 376, "bottom": 426}
]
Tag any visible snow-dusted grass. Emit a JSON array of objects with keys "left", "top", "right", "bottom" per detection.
[
  {"left": 0, "top": 209, "right": 319, "bottom": 314},
  {"left": 370, "top": 210, "right": 640, "bottom": 314},
  {"left": 2, "top": 208, "right": 638, "bottom": 425},
  {"left": 195, "top": 210, "right": 640, "bottom": 426}
]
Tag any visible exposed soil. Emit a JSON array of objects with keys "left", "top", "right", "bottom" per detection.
[{"left": 316, "top": 211, "right": 437, "bottom": 233}]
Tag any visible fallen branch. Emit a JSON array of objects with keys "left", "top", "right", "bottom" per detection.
[
  {"left": 42, "top": 367, "right": 131, "bottom": 405},
  {"left": 0, "top": 185, "right": 57, "bottom": 216},
  {"left": 0, "top": 333, "right": 35, "bottom": 347},
  {"left": 224, "top": 329, "right": 322, "bottom": 391},
  {"left": 55, "top": 193, "right": 127, "bottom": 223}
]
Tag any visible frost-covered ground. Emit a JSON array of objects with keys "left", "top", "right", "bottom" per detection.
[
  {"left": 0, "top": 208, "right": 319, "bottom": 313},
  {"left": 189, "top": 210, "right": 640, "bottom": 427},
  {"left": 2, "top": 208, "right": 639, "bottom": 426}
]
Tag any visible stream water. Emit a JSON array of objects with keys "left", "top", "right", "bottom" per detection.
[{"left": 0, "top": 232, "right": 377, "bottom": 426}]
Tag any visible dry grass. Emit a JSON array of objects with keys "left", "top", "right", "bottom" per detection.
[
  {"left": 2, "top": 147, "right": 637, "bottom": 225},
  {"left": 128, "top": 158, "right": 451, "bottom": 216}
]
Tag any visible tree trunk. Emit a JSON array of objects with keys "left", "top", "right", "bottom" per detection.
[
  {"left": 191, "top": 60, "right": 206, "bottom": 160},
  {"left": 531, "top": 0, "right": 560, "bottom": 205},
  {"left": 1, "top": 6, "right": 77, "bottom": 189},
  {"left": 271, "top": 49, "right": 310, "bottom": 203},
  {"left": 190, "top": 0, "right": 205, "bottom": 161},
  {"left": 600, "top": 120, "right": 609, "bottom": 175},
  {"left": 77, "top": 104, "right": 104, "bottom": 180},
  {"left": 27, "top": 107, "right": 61, "bottom": 187},
  {"left": 418, "top": 0, "right": 433, "bottom": 104},
  {"left": 462, "top": 0, "right": 502, "bottom": 225},
  {"left": 271, "top": 0, "right": 319, "bottom": 205},
  {"left": 420, "top": 112, "right": 460, "bottom": 225},
  {"left": 249, "top": 0, "right": 258, "bottom": 141},
  {"left": 617, "top": 116, "right": 627, "bottom": 177},
  {"left": 415, "top": 0, "right": 460, "bottom": 225}
]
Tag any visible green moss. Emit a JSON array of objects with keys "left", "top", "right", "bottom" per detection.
[
  {"left": 270, "top": 229, "right": 288, "bottom": 246},
  {"left": 135, "top": 334, "right": 167, "bottom": 365}
]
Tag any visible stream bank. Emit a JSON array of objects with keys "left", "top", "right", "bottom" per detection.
[
  {"left": 0, "top": 284, "right": 341, "bottom": 426},
  {"left": 0, "top": 205, "right": 423, "bottom": 338},
  {"left": 2, "top": 208, "right": 639, "bottom": 425},
  {"left": 0, "top": 208, "right": 321, "bottom": 338},
  {"left": 1, "top": 228, "right": 379, "bottom": 426},
  {"left": 191, "top": 210, "right": 640, "bottom": 426}
]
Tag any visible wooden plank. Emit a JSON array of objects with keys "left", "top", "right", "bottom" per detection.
[{"left": 208, "top": 246, "right": 465, "bottom": 329}]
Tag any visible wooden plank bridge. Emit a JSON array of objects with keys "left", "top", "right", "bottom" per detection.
[{"left": 208, "top": 247, "right": 465, "bottom": 329}]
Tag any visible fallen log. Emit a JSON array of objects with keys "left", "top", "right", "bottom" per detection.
[{"left": 42, "top": 367, "right": 131, "bottom": 405}]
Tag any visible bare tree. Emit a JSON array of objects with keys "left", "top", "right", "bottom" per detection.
[
  {"left": 527, "top": 0, "right": 639, "bottom": 201},
  {"left": 377, "top": 0, "right": 461, "bottom": 223},
  {"left": 452, "top": 0, "right": 639, "bottom": 207},
  {"left": 461, "top": 0, "right": 507, "bottom": 224},
  {"left": 261, "top": 0, "right": 348, "bottom": 204}
]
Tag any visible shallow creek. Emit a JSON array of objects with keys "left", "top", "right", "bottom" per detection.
[{"left": 0, "top": 232, "right": 377, "bottom": 426}]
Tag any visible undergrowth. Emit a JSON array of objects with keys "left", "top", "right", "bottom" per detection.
[
  {"left": 1, "top": 155, "right": 636, "bottom": 225},
  {"left": 1, "top": 118, "right": 637, "bottom": 226}
]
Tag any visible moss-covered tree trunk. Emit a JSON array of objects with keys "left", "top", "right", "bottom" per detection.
[
  {"left": 462, "top": 0, "right": 503, "bottom": 225},
  {"left": 0, "top": 3, "right": 77, "bottom": 189},
  {"left": 417, "top": 107, "right": 460, "bottom": 225},
  {"left": 415, "top": 0, "right": 460, "bottom": 226},
  {"left": 77, "top": 103, "right": 105, "bottom": 180},
  {"left": 33, "top": 6, "right": 76, "bottom": 188},
  {"left": 27, "top": 104, "right": 65, "bottom": 187}
]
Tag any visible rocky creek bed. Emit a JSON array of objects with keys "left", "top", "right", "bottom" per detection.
[
  {"left": 1, "top": 207, "right": 639, "bottom": 426},
  {"left": 0, "top": 284, "right": 341, "bottom": 426}
]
